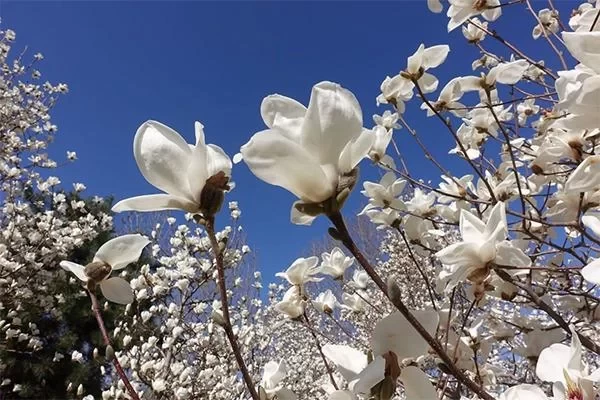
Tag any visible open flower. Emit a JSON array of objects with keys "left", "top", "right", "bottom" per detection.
[
  {"left": 536, "top": 325, "right": 600, "bottom": 400},
  {"left": 112, "top": 120, "right": 232, "bottom": 217},
  {"left": 320, "top": 247, "right": 354, "bottom": 279},
  {"left": 447, "top": 0, "right": 501, "bottom": 32},
  {"left": 60, "top": 234, "right": 150, "bottom": 304},
  {"left": 240, "top": 81, "right": 374, "bottom": 225},
  {"left": 436, "top": 202, "right": 531, "bottom": 288},
  {"left": 323, "top": 310, "right": 438, "bottom": 398},
  {"left": 259, "top": 360, "right": 297, "bottom": 400}
]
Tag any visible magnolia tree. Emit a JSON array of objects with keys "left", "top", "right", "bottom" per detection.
[{"left": 7, "top": 0, "right": 600, "bottom": 399}]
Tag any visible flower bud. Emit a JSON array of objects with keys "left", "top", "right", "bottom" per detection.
[{"left": 200, "top": 171, "right": 230, "bottom": 217}]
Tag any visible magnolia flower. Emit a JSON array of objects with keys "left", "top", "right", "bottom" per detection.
[
  {"left": 112, "top": 120, "right": 232, "bottom": 216},
  {"left": 240, "top": 81, "right": 374, "bottom": 225},
  {"left": 276, "top": 257, "right": 322, "bottom": 288},
  {"left": 462, "top": 18, "right": 487, "bottom": 43},
  {"left": 320, "top": 247, "right": 354, "bottom": 279},
  {"left": 447, "top": 0, "right": 501, "bottom": 32},
  {"left": 259, "top": 360, "right": 297, "bottom": 400},
  {"left": 372, "top": 110, "right": 400, "bottom": 131},
  {"left": 360, "top": 172, "right": 406, "bottom": 212},
  {"left": 323, "top": 310, "right": 439, "bottom": 398},
  {"left": 516, "top": 98, "right": 540, "bottom": 126},
  {"left": 536, "top": 325, "right": 600, "bottom": 400},
  {"left": 460, "top": 60, "right": 530, "bottom": 94},
  {"left": 368, "top": 125, "right": 393, "bottom": 162},
  {"left": 377, "top": 75, "right": 415, "bottom": 111},
  {"left": 406, "top": 44, "right": 451, "bottom": 94},
  {"left": 436, "top": 202, "right": 531, "bottom": 288},
  {"left": 437, "top": 174, "right": 473, "bottom": 203},
  {"left": 421, "top": 77, "right": 466, "bottom": 117},
  {"left": 314, "top": 290, "right": 338, "bottom": 314},
  {"left": 532, "top": 9, "right": 560, "bottom": 39},
  {"left": 342, "top": 293, "right": 365, "bottom": 313},
  {"left": 350, "top": 270, "right": 369, "bottom": 290},
  {"left": 275, "top": 286, "right": 305, "bottom": 319},
  {"left": 60, "top": 234, "right": 150, "bottom": 304}
]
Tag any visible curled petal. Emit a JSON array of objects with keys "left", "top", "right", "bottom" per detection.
[
  {"left": 94, "top": 234, "right": 150, "bottom": 270},
  {"left": 112, "top": 194, "right": 199, "bottom": 214},
  {"left": 60, "top": 261, "right": 87, "bottom": 282},
  {"left": 400, "top": 366, "right": 437, "bottom": 400}
]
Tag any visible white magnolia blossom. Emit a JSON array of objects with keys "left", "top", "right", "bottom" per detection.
[
  {"left": 259, "top": 360, "right": 297, "bottom": 400},
  {"left": 319, "top": 247, "right": 354, "bottom": 279},
  {"left": 60, "top": 234, "right": 149, "bottom": 304},
  {"left": 532, "top": 8, "right": 560, "bottom": 39},
  {"left": 112, "top": 120, "right": 232, "bottom": 215},
  {"left": 447, "top": 0, "right": 501, "bottom": 32},
  {"left": 240, "top": 81, "right": 374, "bottom": 225},
  {"left": 536, "top": 325, "right": 600, "bottom": 400},
  {"left": 436, "top": 202, "right": 530, "bottom": 288}
]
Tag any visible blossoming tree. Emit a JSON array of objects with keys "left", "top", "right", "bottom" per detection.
[{"left": 7, "top": 0, "right": 600, "bottom": 399}]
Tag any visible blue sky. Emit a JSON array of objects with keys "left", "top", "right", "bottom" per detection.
[{"left": 1, "top": 1, "right": 572, "bottom": 278}]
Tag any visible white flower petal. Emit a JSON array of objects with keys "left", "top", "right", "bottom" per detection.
[
  {"left": 59, "top": 261, "right": 87, "bottom": 282},
  {"left": 565, "top": 155, "right": 600, "bottom": 193},
  {"left": 261, "top": 94, "right": 307, "bottom": 133},
  {"left": 322, "top": 345, "right": 367, "bottom": 383},
  {"left": 499, "top": 384, "right": 549, "bottom": 400},
  {"left": 371, "top": 310, "right": 438, "bottom": 358},
  {"left": 536, "top": 343, "right": 571, "bottom": 383},
  {"left": 400, "top": 366, "right": 437, "bottom": 400},
  {"left": 133, "top": 120, "right": 192, "bottom": 199},
  {"left": 352, "top": 356, "right": 385, "bottom": 394},
  {"left": 422, "top": 45, "right": 450, "bottom": 69},
  {"left": 494, "top": 241, "right": 531, "bottom": 268},
  {"left": 93, "top": 234, "right": 149, "bottom": 270},
  {"left": 301, "top": 81, "right": 363, "bottom": 167},
  {"left": 241, "top": 129, "right": 333, "bottom": 203},
  {"left": 582, "top": 258, "right": 600, "bottom": 284},
  {"left": 112, "top": 194, "right": 199, "bottom": 214},
  {"left": 563, "top": 32, "right": 600, "bottom": 74},
  {"left": 290, "top": 201, "right": 318, "bottom": 226},
  {"left": 100, "top": 277, "right": 134, "bottom": 304}
]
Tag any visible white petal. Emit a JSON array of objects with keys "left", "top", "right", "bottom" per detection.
[
  {"left": 563, "top": 32, "right": 600, "bottom": 74},
  {"left": 290, "top": 202, "right": 318, "bottom": 226},
  {"left": 59, "top": 261, "right": 87, "bottom": 282},
  {"left": 338, "top": 130, "right": 375, "bottom": 173},
  {"left": 492, "top": 60, "right": 529, "bottom": 85},
  {"left": 565, "top": 155, "right": 600, "bottom": 193},
  {"left": 241, "top": 129, "right": 333, "bottom": 203},
  {"left": 459, "top": 209, "right": 485, "bottom": 242},
  {"left": 133, "top": 120, "right": 193, "bottom": 199},
  {"left": 352, "top": 356, "right": 385, "bottom": 394},
  {"left": 261, "top": 94, "right": 307, "bottom": 132},
  {"left": 536, "top": 343, "right": 571, "bottom": 382},
  {"left": 371, "top": 310, "right": 439, "bottom": 358},
  {"left": 583, "top": 211, "right": 600, "bottom": 237},
  {"left": 494, "top": 241, "right": 531, "bottom": 268},
  {"left": 581, "top": 258, "right": 600, "bottom": 284},
  {"left": 400, "top": 366, "right": 437, "bottom": 400},
  {"left": 427, "top": 0, "right": 443, "bottom": 13},
  {"left": 100, "top": 277, "right": 134, "bottom": 304},
  {"left": 418, "top": 73, "right": 439, "bottom": 93},
  {"left": 112, "top": 194, "right": 199, "bottom": 214},
  {"left": 328, "top": 391, "right": 355, "bottom": 400},
  {"left": 301, "top": 81, "right": 363, "bottom": 167},
  {"left": 484, "top": 201, "right": 508, "bottom": 242},
  {"left": 322, "top": 345, "right": 367, "bottom": 383},
  {"left": 94, "top": 234, "right": 150, "bottom": 270},
  {"left": 422, "top": 45, "right": 450, "bottom": 69},
  {"left": 499, "top": 384, "right": 549, "bottom": 400}
]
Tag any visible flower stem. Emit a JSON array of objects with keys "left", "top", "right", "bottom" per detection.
[
  {"left": 205, "top": 217, "right": 260, "bottom": 400},
  {"left": 88, "top": 290, "right": 140, "bottom": 400},
  {"left": 303, "top": 311, "right": 339, "bottom": 390},
  {"left": 328, "top": 211, "right": 495, "bottom": 400}
]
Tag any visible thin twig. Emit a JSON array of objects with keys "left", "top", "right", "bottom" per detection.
[
  {"left": 205, "top": 217, "right": 260, "bottom": 400},
  {"left": 88, "top": 290, "right": 140, "bottom": 400}
]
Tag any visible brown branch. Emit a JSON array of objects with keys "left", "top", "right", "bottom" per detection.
[
  {"left": 205, "top": 217, "right": 260, "bottom": 400},
  {"left": 88, "top": 290, "right": 140, "bottom": 400},
  {"left": 328, "top": 212, "right": 495, "bottom": 400}
]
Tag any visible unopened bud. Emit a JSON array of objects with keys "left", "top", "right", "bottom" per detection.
[
  {"left": 200, "top": 171, "right": 230, "bottom": 217},
  {"left": 84, "top": 261, "right": 111, "bottom": 286},
  {"left": 105, "top": 345, "right": 114, "bottom": 361}
]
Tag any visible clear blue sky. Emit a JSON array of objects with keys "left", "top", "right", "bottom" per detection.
[{"left": 1, "top": 0, "right": 572, "bottom": 278}]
